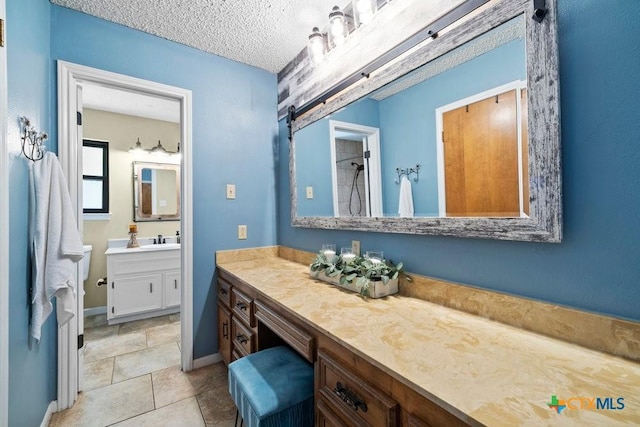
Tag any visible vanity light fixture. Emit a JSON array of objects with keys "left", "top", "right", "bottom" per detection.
[
  {"left": 328, "top": 6, "right": 347, "bottom": 49},
  {"left": 129, "top": 137, "right": 146, "bottom": 154},
  {"left": 129, "top": 137, "right": 179, "bottom": 157},
  {"left": 308, "top": 27, "right": 325, "bottom": 65},
  {"left": 150, "top": 140, "right": 169, "bottom": 156}
]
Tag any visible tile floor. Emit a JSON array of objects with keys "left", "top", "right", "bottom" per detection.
[{"left": 49, "top": 314, "right": 236, "bottom": 427}]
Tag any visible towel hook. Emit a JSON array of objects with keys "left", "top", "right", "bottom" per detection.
[
  {"left": 395, "top": 164, "right": 420, "bottom": 184},
  {"left": 19, "top": 116, "right": 48, "bottom": 162}
]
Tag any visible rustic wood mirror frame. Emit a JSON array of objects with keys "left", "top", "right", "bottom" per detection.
[{"left": 289, "top": 0, "right": 561, "bottom": 242}]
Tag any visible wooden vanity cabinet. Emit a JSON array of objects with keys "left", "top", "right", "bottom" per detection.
[
  {"left": 317, "top": 350, "right": 399, "bottom": 427},
  {"left": 217, "top": 302, "right": 232, "bottom": 365},
  {"left": 216, "top": 267, "right": 472, "bottom": 427},
  {"left": 217, "top": 273, "right": 258, "bottom": 363}
]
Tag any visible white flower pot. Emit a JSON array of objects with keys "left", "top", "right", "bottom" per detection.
[{"left": 310, "top": 270, "right": 399, "bottom": 298}]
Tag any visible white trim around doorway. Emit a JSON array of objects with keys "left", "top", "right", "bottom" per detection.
[
  {"left": 57, "top": 60, "right": 194, "bottom": 410},
  {"left": 0, "top": 0, "right": 9, "bottom": 424}
]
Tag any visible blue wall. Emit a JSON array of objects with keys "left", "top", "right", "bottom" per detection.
[
  {"left": 379, "top": 39, "right": 525, "bottom": 216},
  {"left": 49, "top": 7, "right": 278, "bottom": 358},
  {"left": 295, "top": 98, "right": 380, "bottom": 216},
  {"left": 7, "top": 0, "right": 58, "bottom": 425},
  {"left": 278, "top": 1, "right": 640, "bottom": 322}
]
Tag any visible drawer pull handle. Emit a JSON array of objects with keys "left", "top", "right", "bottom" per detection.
[
  {"left": 334, "top": 382, "right": 368, "bottom": 413},
  {"left": 236, "top": 302, "right": 248, "bottom": 311},
  {"left": 174, "top": 279, "right": 178, "bottom": 289},
  {"left": 236, "top": 334, "right": 248, "bottom": 344},
  {"left": 220, "top": 288, "right": 228, "bottom": 295},
  {"left": 222, "top": 321, "right": 228, "bottom": 339},
  {"left": 149, "top": 283, "right": 153, "bottom": 293}
]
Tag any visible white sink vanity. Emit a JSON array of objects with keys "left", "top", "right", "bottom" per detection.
[{"left": 105, "top": 239, "right": 181, "bottom": 324}]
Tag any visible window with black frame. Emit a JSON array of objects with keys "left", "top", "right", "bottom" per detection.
[{"left": 82, "top": 139, "right": 109, "bottom": 214}]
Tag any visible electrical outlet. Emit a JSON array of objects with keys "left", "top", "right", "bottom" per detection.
[
  {"left": 351, "top": 240, "right": 360, "bottom": 256},
  {"left": 306, "top": 186, "right": 314, "bottom": 199},
  {"left": 238, "top": 225, "right": 247, "bottom": 240},
  {"left": 226, "top": 184, "right": 236, "bottom": 199}
]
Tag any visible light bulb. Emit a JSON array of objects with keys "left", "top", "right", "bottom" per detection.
[
  {"left": 308, "top": 27, "right": 325, "bottom": 64},
  {"left": 355, "top": 0, "right": 375, "bottom": 26},
  {"left": 328, "top": 6, "right": 346, "bottom": 49}
]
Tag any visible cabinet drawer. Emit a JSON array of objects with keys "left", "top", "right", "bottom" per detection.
[
  {"left": 231, "top": 288, "right": 254, "bottom": 327},
  {"left": 231, "top": 316, "right": 255, "bottom": 357},
  {"left": 317, "top": 398, "right": 349, "bottom": 427},
  {"left": 317, "top": 350, "right": 399, "bottom": 427},
  {"left": 217, "top": 278, "right": 232, "bottom": 307},
  {"left": 255, "top": 300, "right": 315, "bottom": 362}
]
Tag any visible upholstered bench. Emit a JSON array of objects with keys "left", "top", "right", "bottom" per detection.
[{"left": 228, "top": 346, "right": 314, "bottom": 427}]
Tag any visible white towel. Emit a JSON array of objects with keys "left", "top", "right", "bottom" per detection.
[
  {"left": 398, "top": 175, "right": 414, "bottom": 218},
  {"left": 30, "top": 152, "right": 83, "bottom": 341}
]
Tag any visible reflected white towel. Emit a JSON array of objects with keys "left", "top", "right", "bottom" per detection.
[
  {"left": 398, "top": 175, "right": 414, "bottom": 218},
  {"left": 30, "top": 152, "right": 83, "bottom": 341}
]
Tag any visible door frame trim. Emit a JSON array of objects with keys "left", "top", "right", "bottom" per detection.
[
  {"left": 329, "top": 120, "right": 383, "bottom": 217},
  {"left": 56, "top": 60, "right": 194, "bottom": 410},
  {"left": 0, "top": 0, "right": 9, "bottom": 424},
  {"left": 435, "top": 80, "right": 527, "bottom": 217}
]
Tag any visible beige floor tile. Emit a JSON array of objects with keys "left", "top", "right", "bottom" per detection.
[
  {"left": 118, "top": 316, "right": 170, "bottom": 334},
  {"left": 84, "top": 323, "right": 120, "bottom": 341},
  {"left": 84, "top": 331, "right": 147, "bottom": 363},
  {"left": 50, "top": 375, "right": 154, "bottom": 427},
  {"left": 84, "top": 313, "right": 108, "bottom": 328},
  {"left": 111, "top": 397, "right": 205, "bottom": 427},
  {"left": 196, "top": 383, "right": 237, "bottom": 427},
  {"left": 153, "top": 362, "right": 228, "bottom": 408},
  {"left": 112, "top": 342, "right": 181, "bottom": 383},
  {"left": 169, "top": 312, "right": 181, "bottom": 323},
  {"left": 146, "top": 322, "right": 181, "bottom": 348},
  {"left": 83, "top": 357, "right": 114, "bottom": 392}
]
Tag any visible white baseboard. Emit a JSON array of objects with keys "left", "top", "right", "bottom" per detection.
[
  {"left": 83, "top": 306, "right": 107, "bottom": 317},
  {"left": 40, "top": 401, "right": 57, "bottom": 427},
  {"left": 193, "top": 353, "right": 222, "bottom": 369}
]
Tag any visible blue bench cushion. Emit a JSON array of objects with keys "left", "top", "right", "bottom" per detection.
[{"left": 228, "top": 346, "right": 314, "bottom": 427}]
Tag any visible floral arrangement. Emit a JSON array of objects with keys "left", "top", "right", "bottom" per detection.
[{"left": 310, "top": 251, "right": 404, "bottom": 297}]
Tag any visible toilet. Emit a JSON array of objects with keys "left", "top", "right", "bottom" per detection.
[{"left": 82, "top": 245, "right": 92, "bottom": 281}]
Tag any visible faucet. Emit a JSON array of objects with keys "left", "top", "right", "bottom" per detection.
[
  {"left": 176, "top": 231, "right": 180, "bottom": 244},
  {"left": 157, "top": 234, "right": 164, "bottom": 244}
]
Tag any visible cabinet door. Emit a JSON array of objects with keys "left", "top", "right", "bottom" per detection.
[
  {"left": 218, "top": 302, "right": 232, "bottom": 365},
  {"left": 165, "top": 270, "right": 181, "bottom": 308},
  {"left": 111, "top": 273, "right": 163, "bottom": 317}
]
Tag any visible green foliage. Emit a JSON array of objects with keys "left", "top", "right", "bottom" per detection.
[{"left": 310, "top": 251, "right": 404, "bottom": 298}]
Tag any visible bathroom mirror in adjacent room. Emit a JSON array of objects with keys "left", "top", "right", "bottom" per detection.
[
  {"left": 290, "top": 0, "right": 561, "bottom": 242},
  {"left": 133, "top": 161, "right": 180, "bottom": 221}
]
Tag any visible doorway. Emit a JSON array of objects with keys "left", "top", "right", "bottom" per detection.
[
  {"left": 436, "top": 80, "right": 528, "bottom": 217},
  {"left": 329, "top": 120, "right": 383, "bottom": 217},
  {"left": 57, "top": 61, "right": 193, "bottom": 410}
]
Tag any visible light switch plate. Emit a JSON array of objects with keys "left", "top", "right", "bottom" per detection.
[
  {"left": 306, "top": 186, "right": 314, "bottom": 199},
  {"left": 238, "top": 225, "right": 247, "bottom": 240},
  {"left": 351, "top": 240, "right": 360, "bottom": 256},
  {"left": 226, "top": 184, "right": 236, "bottom": 199}
]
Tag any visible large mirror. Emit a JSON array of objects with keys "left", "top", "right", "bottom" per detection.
[
  {"left": 291, "top": 0, "right": 561, "bottom": 242},
  {"left": 133, "top": 161, "right": 180, "bottom": 221}
]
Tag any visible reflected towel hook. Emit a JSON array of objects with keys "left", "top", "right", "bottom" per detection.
[
  {"left": 19, "top": 116, "right": 48, "bottom": 162},
  {"left": 395, "top": 164, "right": 420, "bottom": 184}
]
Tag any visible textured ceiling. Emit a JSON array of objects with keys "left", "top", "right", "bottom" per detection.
[{"left": 50, "top": 0, "right": 349, "bottom": 74}]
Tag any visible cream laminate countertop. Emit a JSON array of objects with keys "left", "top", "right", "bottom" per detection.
[{"left": 217, "top": 257, "right": 640, "bottom": 426}]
